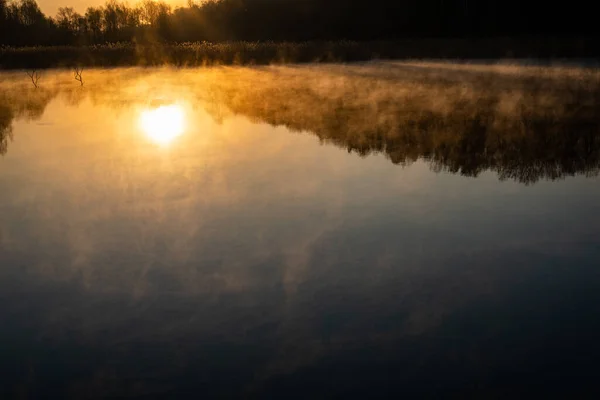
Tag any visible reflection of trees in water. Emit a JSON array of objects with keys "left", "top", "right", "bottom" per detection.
[
  {"left": 204, "top": 65, "right": 600, "bottom": 184},
  {"left": 0, "top": 88, "right": 59, "bottom": 156},
  {"left": 2, "top": 65, "right": 600, "bottom": 184},
  {"left": 0, "top": 103, "right": 13, "bottom": 155}
]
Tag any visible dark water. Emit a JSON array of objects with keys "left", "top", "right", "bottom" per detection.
[{"left": 2, "top": 63, "right": 600, "bottom": 398}]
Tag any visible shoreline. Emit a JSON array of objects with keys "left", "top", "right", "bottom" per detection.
[{"left": 1, "top": 38, "right": 599, "bottom": 70}]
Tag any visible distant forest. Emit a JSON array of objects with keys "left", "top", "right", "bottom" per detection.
[{"left": 0, "top": 0, "right": 597, "bottom": 46}]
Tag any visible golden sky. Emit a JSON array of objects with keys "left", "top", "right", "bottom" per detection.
[{"left": 38, "top": 0, "right": 185, "bottom": 17}]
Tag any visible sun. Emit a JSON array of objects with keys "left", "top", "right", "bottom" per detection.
[{"left": 139, "top": 104, "right": 186, "bottom": 145}]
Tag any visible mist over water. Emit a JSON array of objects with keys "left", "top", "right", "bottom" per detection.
[
  {"left": 2, "top": 62, "right": 600, "bottom": 397},
  {"left": 3, "top": 62, "right": 600, "bottom": 182}
]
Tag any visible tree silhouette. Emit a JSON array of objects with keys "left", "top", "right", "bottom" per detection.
[{"left": 0, "top": 0, "right": 596, "bottom": 46}]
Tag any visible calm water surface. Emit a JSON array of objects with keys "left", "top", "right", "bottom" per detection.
[{"left": 2, "top": 63, "right": 600, "bottom": 397}]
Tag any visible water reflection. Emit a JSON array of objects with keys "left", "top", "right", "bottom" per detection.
[
  {"left": 139, "top": 104, "right": 186, "bottom": 145},
  {"left": 0, "top": 103, "right": 12, "bottom": 156},
  {"left": 1, "top": 64, "right": 600, "bottom": 184},
  {"left": 2, "top": 64, "right": 600, "bottom": 397}
]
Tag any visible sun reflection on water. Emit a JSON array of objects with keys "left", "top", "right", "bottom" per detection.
[{"left": 139, "top": 104, "right": 186, "bottom": 145}]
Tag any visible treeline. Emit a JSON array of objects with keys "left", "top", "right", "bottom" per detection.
[{"left": 0, "top": 0, "right": 597, "bottom": 46}]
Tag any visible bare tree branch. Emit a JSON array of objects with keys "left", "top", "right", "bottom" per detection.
[
  {"left": 26, "top": 70, "right": 41, "bottom": 88},
  {"left": 74, "top": 67, "right": 84, "bottom": 86}
]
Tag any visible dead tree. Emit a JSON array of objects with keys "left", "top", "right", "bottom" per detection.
[
  {"left": 27, "top": 70, "right": 40, "bottom": 88},
  {"left": 74, "top": 67, "right": 84, "bottom": 86}
]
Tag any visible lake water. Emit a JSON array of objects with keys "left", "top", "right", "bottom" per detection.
[{"left": 2, "top": 63, "right": 600, "bottom": 397}]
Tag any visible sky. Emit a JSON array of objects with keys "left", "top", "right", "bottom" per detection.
[{"left": 38, "top": 0, "right": 185, "bottom": 17}]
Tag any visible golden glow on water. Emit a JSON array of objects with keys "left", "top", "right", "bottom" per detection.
[{"left": 139, "top": 104, "right": 186, "bottom": 145}]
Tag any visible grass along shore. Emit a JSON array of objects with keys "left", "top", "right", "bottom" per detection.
[{"left": 1, "top": 37, "right": 598, "bottom": 70}]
